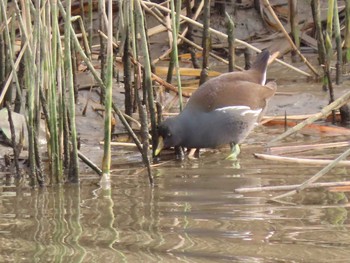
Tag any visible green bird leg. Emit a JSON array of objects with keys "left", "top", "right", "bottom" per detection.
[{"left": 226, "top": 143, "right": 240, "bottom": 160}]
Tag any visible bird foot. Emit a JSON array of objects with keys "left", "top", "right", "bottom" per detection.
[{"left": 225, "top": 144, "right": 240, "bottom": 161}]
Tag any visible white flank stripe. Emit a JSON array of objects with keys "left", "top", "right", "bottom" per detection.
[
  {"left": 215, "top": 106, "right": 262, "bottom": 117},
  {"left": 261, "top": 70, "right": 267, "bottom": 85}
]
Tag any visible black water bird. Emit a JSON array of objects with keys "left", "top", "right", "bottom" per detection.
[{"left": 156, "top": 50, "right": 276, "bottom": 159}]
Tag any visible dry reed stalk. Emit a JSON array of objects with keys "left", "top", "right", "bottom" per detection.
[
  {"left": 143, "top": 1, "right": 312, "bottom": 77},
  {"left": 142, "top": 3, "right": 244, "bottom": 70},
  {"left": 144, "top": 0, "right": 205, "bottom": 64},
  {"left": 268, "top": 141, "right": 350, "bottom": 155},
  {"left": 254, "top": 153, "right": 350, "bottom": 167},
  {"left": 262, "top": 114, "right": 316, "bottom": 121},
  {"left": 271, "top": 146, "right": 350, "bottom": 200},
  {"left": 225, "top": 12, "right": 235, "bottom": 72},
  {"left": 268, "top": 88, "right": 350, "bottom": 145},
  {"left": 262, "top": 0, "right": 318, "bottom": 77}
]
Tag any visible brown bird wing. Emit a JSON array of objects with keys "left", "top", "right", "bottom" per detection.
[{"left": 187, "top": 77, "right": 276, "bottom": 112}]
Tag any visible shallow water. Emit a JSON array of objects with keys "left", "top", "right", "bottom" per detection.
[
  {"left": 2, "top": 54, "right": 350, "bottom": 262},
  {"left": 2, "top": 130, "right": 350, "bottom": 262}
]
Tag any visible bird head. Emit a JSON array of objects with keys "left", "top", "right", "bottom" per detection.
[{"left": 155, "top": 118, "right": 182, "bottom": 156}]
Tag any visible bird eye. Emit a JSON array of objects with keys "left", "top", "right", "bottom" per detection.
[{"left": 167, "top": 132, "right": 172, "bottom": 137}]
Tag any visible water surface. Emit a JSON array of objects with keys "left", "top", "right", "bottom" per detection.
[{"left": 1, "top": 132, "right": 350, "bottom": 262}]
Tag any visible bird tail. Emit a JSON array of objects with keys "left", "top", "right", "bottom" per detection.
[{"left": 251, "top": 49, "right": 270, "bottom": 72}]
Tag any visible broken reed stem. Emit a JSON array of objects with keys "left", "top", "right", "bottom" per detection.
[
  {"left": 134, "top": 0, "right": 154, "bottom": 183},
  {"left": 102, "top": 0, "right": 113, "bottom": 176},
  {"left": 33, "top": 0, "right": 44, "bottom": 186},
  {"left": 311, "top": 0, "right": 326, "bottom": 66},
  {"left": 170, "top": 0, "right": 183, "bottom": 111},
  {"left": 185, "top": 0, "right": 200, "bottom": 69},
  {"left": 166, "top": 1, "right": 175, "bottom": 84},
  {"left": 135, "top": 0, "right": 157, "bottom": 160},
  {"left": 225, "top": 12, "right": 235, "bottom": 72},
  {"left": 88, "top": 0, "right": 93, "bottom": 50},
  {"left": 128, "top": 0, "right": 139, "bottom": 115},
  {"left": 199, "top": 0, "right": 210, "bottom": 85},
  {"left": 344, "top": 0, "right": 350, "bottom": 63},
  {"left": 57, "top": 34, "right": 71, "bottom": 174},
  {"left": 10, "top": 12, "right": 21, "bottom": 113},
  {"left": 235, "top": 181, "right": 350, "bottom": 193},
  {"left": 64, "top": 0, "right": 79, "bottom": 183},
  {"left": 49, "top": 0, "right": 63, "bottom": 183},
  {"left": 325, "top": 0, "right": 334, "bottom": 58},
  {"left": 72, "top": 15, "right": 92, "bottom": 60},
  {"left": 262, "top": 0, "right": 318, "bottom": 77},
  {"left": 122, "top": 22, "right": 133, "bottom": 118},
  {"left": 311, "top": 0, "right": 334, "bottom": 117},
  {"left": 333, "top": 0, "right": 342, "bottom": 84},
  {"left": 21, "top": 0, "right": 38, "bottom": 186},
  {"left": 139, "top": 102, "right": 154, "bottom": 185},
  {"left": 267, "top": 88, "right": 350, "bottom": 145},
  {"left": 170, "top": 0, "right": 183, "bottom": 112},
  {"left": 288, "top": 0, "right": 299, "bottom": 61},
  {"left": 325, "top": 0, "right": 336, "bottom": 105},
  {"left": 143, "top": 1, "right": 311, "bottom": 77},
  {"left": 271, "top": 146, "right": 350, "bottom": 200},
  {"left": 78, "top": 151, "right": 102, "bottom": 176},
  {"left": 98, "top": 0, "right": 107, "bottom": 104},
  {"left": 132, "top": 26, "right": 152, "bottom": 183}
]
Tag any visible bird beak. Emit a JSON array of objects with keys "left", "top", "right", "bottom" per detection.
[{"left": 155, "top": 137, "right": 164, "bottom": 156}]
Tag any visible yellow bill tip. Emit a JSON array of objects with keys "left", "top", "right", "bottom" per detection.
[{"left": 155, "top": 137, "right": 164, "bottom": 156}]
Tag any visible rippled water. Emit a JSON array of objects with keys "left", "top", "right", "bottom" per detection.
[{"left": 2, "top": 129, "right": 350, "bottom": 262}]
